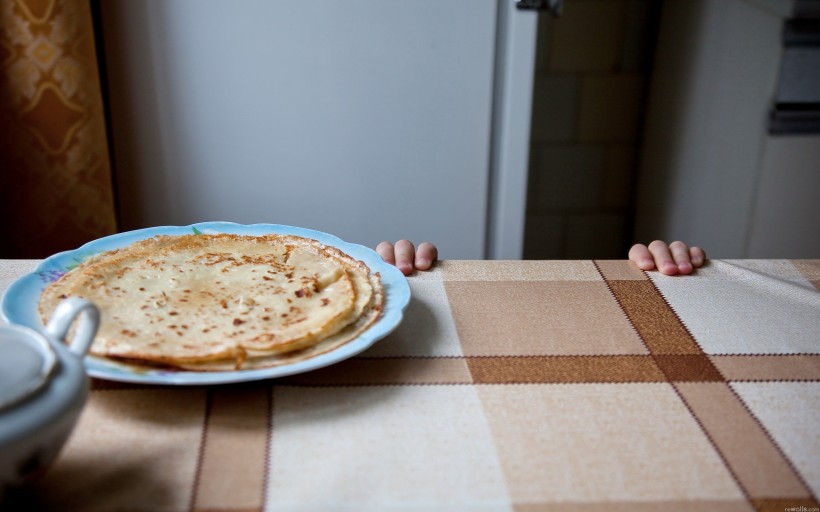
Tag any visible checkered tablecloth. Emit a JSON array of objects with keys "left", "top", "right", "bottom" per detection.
[{"left": 2, "top": 259, "right": 819, "bottom": 511}]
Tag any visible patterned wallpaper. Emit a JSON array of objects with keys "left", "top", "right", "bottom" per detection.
[{"left": 0, "top": 0, "right": 116, "bottom": 257}]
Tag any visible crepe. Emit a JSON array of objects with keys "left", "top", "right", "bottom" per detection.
[
  {"left": 178, "top": 271, "right": 384, "bottom": 371},
  {"left": 38, "top": 233, "right": 384, "bottom": 370}
]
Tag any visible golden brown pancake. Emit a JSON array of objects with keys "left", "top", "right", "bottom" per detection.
[
  {"left": 39, "top": 233, "right": 384, "bottom": 370},
  {"left": 178, "top": 271, "right": 383, "bottom": 371}
]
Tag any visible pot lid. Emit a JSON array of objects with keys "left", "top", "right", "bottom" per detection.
[{"left": 0, "top": 326, "right": 57, "bottom": 411}]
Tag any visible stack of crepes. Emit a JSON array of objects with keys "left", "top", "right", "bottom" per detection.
[{"left": 38, "top": 234, "right": 384, "bottom": 371}]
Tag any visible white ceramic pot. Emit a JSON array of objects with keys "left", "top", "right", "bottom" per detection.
[{"left": 0, "top": 297, "right": 99, "bottom": 499}]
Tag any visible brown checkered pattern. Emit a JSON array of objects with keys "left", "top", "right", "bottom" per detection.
[{"left": 3, "top": 259, "right": 819, "bottom": 511}]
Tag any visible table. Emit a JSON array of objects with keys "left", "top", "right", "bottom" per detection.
[{"left": 2, "top": 259, "right": 819, "bottom": 511}]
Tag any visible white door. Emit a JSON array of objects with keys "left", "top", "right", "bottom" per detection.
[{"left": 100, "top": 0, "right": 536, "bottom": 259}]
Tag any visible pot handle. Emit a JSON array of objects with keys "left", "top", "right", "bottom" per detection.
[{"left": 44, "top": 297, "right": 100, "bottom": 357}]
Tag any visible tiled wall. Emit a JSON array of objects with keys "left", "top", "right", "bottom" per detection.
[{"left": 523, "top": 0, "right": 658, "bottom": 259}]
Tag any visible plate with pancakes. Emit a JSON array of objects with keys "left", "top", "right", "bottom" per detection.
[{"left": 1, "top": 222, "right": 411, "bottom": 385}]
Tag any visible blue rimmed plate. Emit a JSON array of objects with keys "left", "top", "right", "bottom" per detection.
[{"left": 1, "top": 222, "right": 410, "bottom": 385}]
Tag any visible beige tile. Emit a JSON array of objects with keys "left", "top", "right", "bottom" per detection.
[
  {"left": 577, "top": 74, "right": 645, "bottom": 142},
  {"left": 479, "top": 383, "right": 745, "bottom": 503},
  {"left": 529, "top": 74, "right": 580, "bottom": 143},
  {"left": 445, "top": 280, "right": 646, "bottom": 356},
  {"left": 267, "top": 386, "right": 511, "bottom": 510},
  {"left": 549, "top": 0, "right": 627, "bottom": 71}
]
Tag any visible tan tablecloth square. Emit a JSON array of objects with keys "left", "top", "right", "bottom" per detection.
[
  {"left": 445, "top": 281, "right": 646, "bottom": 356},
  {"left": 477, "top": 383, "right": 745, "bottom": 504}
]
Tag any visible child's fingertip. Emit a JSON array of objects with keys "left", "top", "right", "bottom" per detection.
[{"left": 661, "top": 262, "right": 678, "bottom": 275}]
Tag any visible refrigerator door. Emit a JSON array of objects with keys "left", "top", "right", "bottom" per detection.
[{"left": 101, "top": 0, "right": 536, "bottom": 259}]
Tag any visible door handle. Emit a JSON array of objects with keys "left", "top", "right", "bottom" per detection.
[{"left": 515, "top": 0, "right": 563, "bottom": 17}]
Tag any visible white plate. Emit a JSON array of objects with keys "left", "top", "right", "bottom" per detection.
[{"left": 1, "top": 222, "right": 410, "bottom": 385}]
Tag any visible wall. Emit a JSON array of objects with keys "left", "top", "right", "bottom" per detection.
[
  {"left": 633, "top": 0, "right": 820, "bottom": 258},
  {"left": 98, "top": 0, "right": 522, "bottom": 260},
  {"left": 523, "top": 0, "right": 657, "bottom": 259},
  {"left": 748, "top": 136, "right": 820, "bottom": 257}
]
